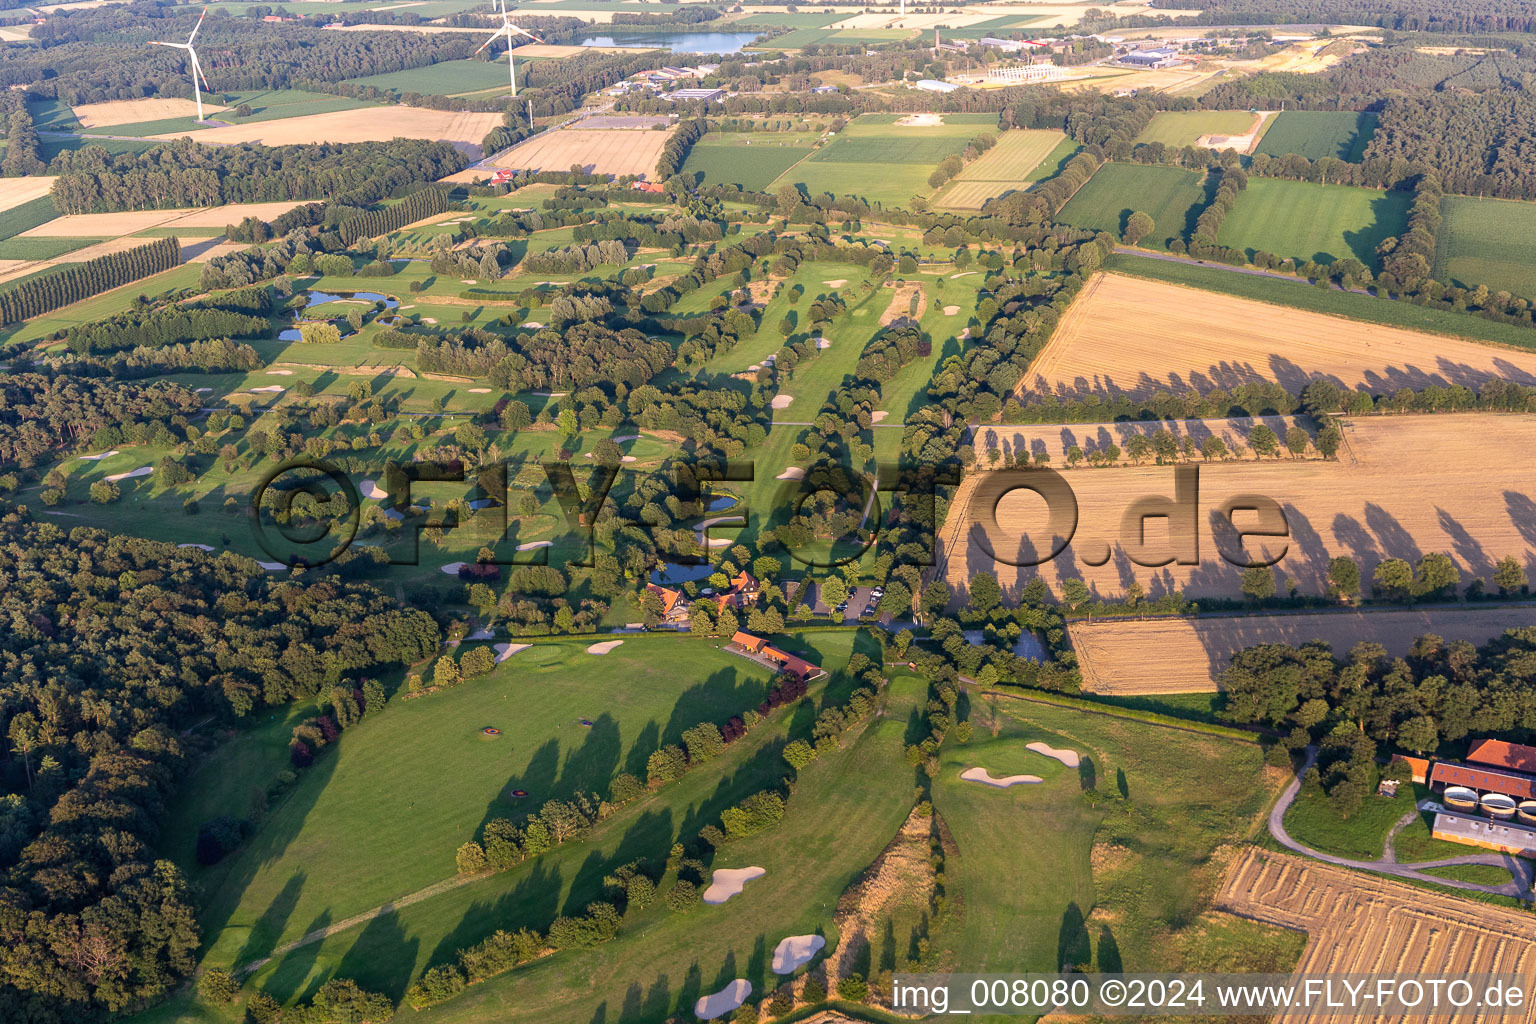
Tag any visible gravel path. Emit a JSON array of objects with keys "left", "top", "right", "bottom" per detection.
[{"left": 1269, "top": 747, "right": 1534, "bottom": 898}]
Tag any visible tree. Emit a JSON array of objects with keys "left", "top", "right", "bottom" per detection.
[
  {"left": 1316, "top": 423, "right": 1343, "bottom": 459},
  {"left": 1413, "top": 552, "right": 1459, "bottom": 598},
  {"left": 820, "top": 576, "right": 848, "bottom": 612},
  {"left": 457, "top": 841, "right": 487, "bottom": 874},
  {"left": 461, "top": 645, "right": 495, "bottom": 678},
  {"left": 1327, "top": 556, "right": 1360, "bottom": 600},
  {"left": 1373, "top": 558, "right": 1413, "bottom": 600},
  {"left": 197, "top": 968, "right": 238, "bottom": 1005},
  {"left": 1061, "top": 577, "right": 1090, "bottom": 610},
  {"left": 1248, "top": 424, "right": 1280, "bottom": 457},
  {"left": 433, "top": 655, "right": 462, "bottom": 688},
  {"left": 90, "top": 480, "right": 121, "bottom": 504},
  {"left": 783, "top": 740, "right": 816, "bottom": 769},
  {"left": 1285, "top": 427, "right": 1310, "bottom": 457},
  {"left": 1494, "top": 555, "right": 1527, "bottom": 595},
  {"left": 919, "top": 580, "right": 950, "bottom": 616},
  {"left": 1122, "top": 210, "right": 1154, "bottom": 245},
  {"left": 969, "top": 571, "right": 1002, "bottom": 613},
  {"left": 1241, "top": 566, "right": 1276, "bottom": 600},
  {"left": 1397, "top": 715, "right": 1438, "bottom": 756}
]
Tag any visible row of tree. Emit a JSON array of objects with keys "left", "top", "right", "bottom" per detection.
[
  {"left": 0, "top": 238, "right": 179, "bottom": 326},
  {"left": 337, "top": 186, "right": 450, "bottom": 246}
]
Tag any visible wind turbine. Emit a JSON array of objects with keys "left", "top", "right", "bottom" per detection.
[
  {"left": 477, "top": 0, "right": 542, "bottom": 99},
  {"left": 150, "top": 6, "right": 212, "bottom": 123}
]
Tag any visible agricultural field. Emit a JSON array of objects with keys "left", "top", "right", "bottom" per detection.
[
  {"left": 679, "top": 132, "right": 818, "bottom": 190},
  {"left": 345, "top": 59, "right": 520, "bottom": 97},
  {"left": 767, "top": 113, "right": 1002, "bottom": 208},
  {"left": 1057, "top": 163, "right": 1206, "bottom": 250},
  {"left": 149, "top": 106, "right": 501, "bottom": 150},
  {"left": 492, "top": 125, "right": 677, "bottom": 178},
  {"left": 932, "top": 129, "right": 1069, "bottom": 211},
  {"left": 1134, "top": 110, "right": 1263, "bottom": 149},
  {"left": 1253, "top": 110, "right": 1379, "bottom": 161},
  {"left": 935, "top": 410, "right": 1536, "bottom": 603},
  {"left": 1219, "top": 848, "right": 1536, "bottom": 1022},
  {"left": 1018, "top": 272, "right": 1536, "bottom": 401},
  {"left": 751, "top": 26, "right": 913, "bottom": 48},
  {"left": 72, "top": 96, "right": 223, "bottom": 127},
  {"left": 1069, "top": 606, "right": 1536, "bottom": 694},
  {"left": 1216, "top": 177, "right": 1409, "bottom": 268},
  {"left": 1433, "top": 195, "right": 1536, "bottom": 300}
]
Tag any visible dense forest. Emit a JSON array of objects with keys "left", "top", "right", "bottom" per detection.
[
  {"left": 0, "top": 374, "right": 201, "bottom": 469},
  {"left": 49, "top": 138, "right": 467, "bottom": 214},
  {"left": 0, "top": 508, "right": 440, "bottom": 1021},
  {"left": 1147, "top": 0, "right": 1536, "bottom": 33}
]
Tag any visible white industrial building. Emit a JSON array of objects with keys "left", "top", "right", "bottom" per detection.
[
  {"left": 988, "top": 62, "right": 1067, "bottom": 83},
  {"left": 915, "top": 79, "right": 961, "bottom": 93}
]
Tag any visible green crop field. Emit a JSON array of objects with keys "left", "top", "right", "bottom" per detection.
[
  {"left": 1253, "top": 110, "right": 1378, "bottom": 162},
  {"left": 1058, "top": 163, "right": 1206, "bottom": 249},
  {"left": 1433, "top": 195, "right": 1536, "bottom": 300},
  {"left": 1134, "top": 110, "right": 1260, "bottom": 148},
  {"left": 768, "top": 113, "right": 998, "bottom": 207},
  {"left": 680, "top": 134, "right": 817, "bottom": 190},
  {"left": 934, "top": 129, "right": 1073, "bottom": 210},
  {"left": 0, "top": 195, "right": 61, "bottom": 242},
  {"left": 0, "top": 236, "right": 102, "bottom": 260},
  {"left": 1216, "top": 177, "right": 1410, "bottom": 268},
  {"left": 345, "top": 60, "right": 518, "bottom": 98}
]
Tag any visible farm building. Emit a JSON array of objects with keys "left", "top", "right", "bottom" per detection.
[
  {"left": 1390, "top": 754, "right": 1430, "bottom": 783},
  {"left": 667, "top": 88, "right": 725, "bottom": 103},
  {"left": 988, "top": 62, "right": 1067, "bottom": 83},
  {"left": 915, "top": 79, "right": 961, "bottom": 93},
  {"left": 729, "top": 631, "right": 823, "bottom": 680},
  {"left": 1118, "top": 47, "right": 1182, "bottom": 68},
  {"left": 1428, "top": 761, "right": 1536, "bottom": 801},
  {"left": 1430, "top": 813, "right": 1536, "bottom": 856},
  {"left": 979, "top": 36, "right": 1032, "bottom": 52},
  {"left": 1467, "top": 739, "right": 1536, "bottom": 774}
]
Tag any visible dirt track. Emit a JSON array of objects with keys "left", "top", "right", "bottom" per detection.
[
  {"left": 1072, "top": 605, "right": 1536, "bottom": 694},
  {"left": 1021, "top": 272, "right": 1536, "bottom": 400},
  {"left": 936, "top": 413, "right": 1536, "bottom": 603}
]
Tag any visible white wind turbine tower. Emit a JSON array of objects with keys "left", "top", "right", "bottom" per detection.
[
  {"left": 477, "top": 0, "right": 543, "bottom": 99},
  {"left": 150, "top": 6, "right": 212, "bottom": 123}
]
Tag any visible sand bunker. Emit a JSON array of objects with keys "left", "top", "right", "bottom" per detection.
[
  {"left": 776, "top": 467, "right": 804, "bottom": 480},
  {"left": 249, "top": 385, "right": 286, "bottom": 394},
  {"left": 871, "top": 411, "right": 888, "bottom": 422},
  {"left": 1026, "top": 741, "right": 1081, "bottom": 767},
  {"left": 440, "top": 562, "right": 466, "bottom": 575},
  {"left": 816, "top": 337, "right": 832, "bottom": 349},
  {"left": 266, "top": 369, "right": 294, "bottom": 376},
  {"left": 961, "top": 767, "right": 1041, "bottom": 788},
  {"left": 621, "top": 455, "right": 637, "bottom": 462},
  {"left": 360, "top": 479, "right": 388, "bottom": 500},
  {"left": 177, "top": 543, "right": 215, "bottom": 552},
  {"left": 105, "top": 466, "right": 152, "bottom": 482},
  {"left": 614, "top": 434, "right": 640, "bottom": 441},
  {"left": 494, "top": 642, "right": 531, "bottom": 663},
  {"left": 695, "top": 980, "right": 751, "bottom": 1020},
  {"left": 772, "top": 934, "right": 826, "bottom": 974},
  {"left": 77, "top": 450, "right": 119, "bottom": 461},
  {"left": 466, "top": 627, "right": 494, "bottom": 641},
  {"left": 587, "top": 640, "right": 625, "bottom": 655},
  {"left": 195, "top": 387, "right": 213, "bottom": 393},
  {"left": 702, "top": 866, "right": 766, "bottom": 905},
  {"left": 517, "top": 540, "right": 553, "bottom": 550},
  {"left": 771, "top": 395, "right": 794, "bottom": 409},
  {"left": 823, "top": 278, "right": 848, "bottom": 287},
  {"left": 943, "top": 305, "right": 960, "bottom": 315},
  {"left": 897, "top": 113, "right": 944, "bottom": 126},
  {"left": 951, "top": 271, "right": 977, "bottom": 279},
  {"left": 256, "top": 560, "right": 287, "bottom": 571},
  {"left": 468, "top": 387, "right": 491, "bottom": 393}
]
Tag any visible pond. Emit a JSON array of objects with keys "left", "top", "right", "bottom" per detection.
[
  {"left": 577, "top": 31, "right": 761, "bottom": 54},
  {"left": 650, "top": 561, "right": 716, "bottom": 586},
  {"left": 707, "top": 495, "right": 738, "bottom": 512},
  {"left": 301, "top": 289, "right": 399, "bottom": 310}
]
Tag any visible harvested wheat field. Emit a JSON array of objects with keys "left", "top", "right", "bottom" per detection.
[
  {"left": 492, "top": 126, "right": 675, "bottom": 179},
  {"left": 0, "top": 176, "right": 58, "bottom": 215},
  {"left": 151, "top": 108, "right": 502, "bottom": 151},
  {"left": 1220, "top": 848, "right": 1536, "bottom": 1023},
  {"left": 73, "top": 97, "right": 225, "bottom": 128},
  {"left": 20, "top": 201, "right": 309, "bottom": 238},
  {"left": 1021, "top": 273, "right": 1536, "bottom": 400},
  {"left": 976, "top": 415, "right": 1316, "bottom": 465},
  {"left": 1072, "top": 606, "right": 1536, "bottom": 694},
  {"left": 935, "top": 413, "right": 1536, "bottom": 603}
]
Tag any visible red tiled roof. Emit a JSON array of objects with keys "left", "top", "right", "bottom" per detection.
[
  {"left": 1430, "top": 761, "right": 1536, "bottom": 800},
  {"left": 1467, "top": 739, "right": 1536, "bottom": 775}
]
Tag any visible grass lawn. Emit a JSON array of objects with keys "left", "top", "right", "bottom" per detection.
[
  {"left": 1134, "top": 110, "right": 1259, "bottom": 148},
  {"left": 1216, "top": 177, "right": 1410, "bottom": 268},
  {"left": 931, "top": 691, "right": 1284, "bottom": 975},
  {"left": 1433, "top": 195, "right": 1536, "bottom": 300},
  {"left": 1420, "top": 863, "right": 1513, "bottom": 885},
  {"left": 680, "top": 134, "right": 817, "bottom": 191},
  {"left": 933, "top": 129, "right": 1071, "bottom": 211},
  {"left": 1103, "top": 252, "right": 1536, "bottom": 351},
  {"left": 194, "top": 635, "right": 786, "bottom": 965},
  {"left": 1390, "top": 798, "right": 1490, "bottom": 863},
  {"left": 1254, "top": 111, "right": 1378, "bottom": 162},
  {"left": 1058, "top": 163, "right": 1206, "bottom": 250},
  {"left": 1281, "top": 777, "right": 1415, "bottom": 860}
]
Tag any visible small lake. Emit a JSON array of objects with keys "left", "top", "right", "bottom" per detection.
[
  {"left": 578, "top": 31, "right": 761, "bottom": 54},
  {"left": 650, "top": 561, "right": 715, "bottom": 586},
  {"left": 302, "top": 290, "right": 398, "bottom": 310}
]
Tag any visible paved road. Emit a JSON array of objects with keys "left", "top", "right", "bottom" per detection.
[{"left": 1269, "top": 747, "right": 1535, "bottom": 898}]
